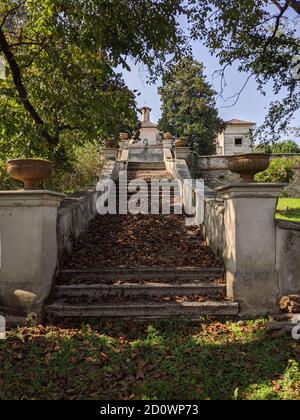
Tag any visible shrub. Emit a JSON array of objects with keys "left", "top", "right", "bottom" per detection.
[
  {"left": 256, "top": 141, "right": 300, "bottom": 154},
  {"left": 44, "top": 143, "right": 104, "bottom": 193},
  {"left": 0, "top": 143, "right": 104, "bottom": 193},
  {"left": 255, "top": 157, "right": 300, "bottom": 183}
]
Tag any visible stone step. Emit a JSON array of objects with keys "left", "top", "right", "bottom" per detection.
[
  {"left": 54, "top": 282, "right": 226, "bottom": 299},
  {"left": 116, "top": 193, "right": 178, "bottom": 197},
  {"left": 58, "top": 267, "right": 224, "bottom": 285},
  {"left": 128, "top": 163, "right": 166, "bottom": 170},
  {"left": 46, "top": 300, "right": 239, "bottom": 320}
]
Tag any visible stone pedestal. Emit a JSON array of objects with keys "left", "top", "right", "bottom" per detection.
[
  {"left": 103, "top": 148, "right": 119, "bottom": 160},
  {"left": 175, "top": 147, "right": 190, "bottom": 161},
  {"left": 119, "top": 141, "right": 130, "bottom": 150},
  {"left": 163, "top": 140, "right": 173, "bottom": 150},
  {"left": 0, "top": 191, "right": 64, "bottom": 318},
  {"left": 216, "top": 183, "right": 286, "bottom": 316}
]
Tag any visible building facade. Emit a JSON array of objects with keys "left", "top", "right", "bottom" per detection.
[
  {"left": 138, "top": 106, "right": 161, "bottom": 145},
  {"left": 216, "top": 119, "right": 255, "bottom": 156}
]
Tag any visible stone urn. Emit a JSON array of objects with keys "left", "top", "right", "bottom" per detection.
[
  {"left": 175, "top": 137, "right": 188, "bottom": 148},
  {"left": 6, "top": 158, "right": 53, "bottom": 190},
  {"left": 119, "top": 132, "right": 129, "bottom": 141},
  {"left": 228, "top": 153, "right": 270, "bottom": 182},
  {"left": 105, "top": 138, "right": 118, "bottom": 148},
  {"left": 163, "top": 132, "right": 173, "bottom": 141}
]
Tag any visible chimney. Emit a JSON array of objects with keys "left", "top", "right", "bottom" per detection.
[{"left": 141, "top": 106, "right": 151, "bottom": 123}]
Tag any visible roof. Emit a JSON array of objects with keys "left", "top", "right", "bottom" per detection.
[
  {"left": 141, "top": 121, "right": 158, "bottom": 129},
  {"left": 226, "top": 119, "right": 255, "bottom": 126}
]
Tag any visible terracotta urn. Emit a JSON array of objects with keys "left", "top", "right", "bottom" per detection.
[
  {"left": 163, "top": 132, "right": 173, "bottom": 140},
  {"left": 228, "top": 153, "right": 271, "bottom": 182},
  {"left": 119, "top": 132, "right": 129, "bottom": 141},
  {"left": 6, "top": 158, "right": 53, "bottom": 190},
  {"left": 105, "top": 138, "right": 118, "bottom": 148},
  {"left": 175, "top": 138, "right": 188, "bottom": 148}
]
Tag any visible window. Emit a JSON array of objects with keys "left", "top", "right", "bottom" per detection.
[{"left": 235, "top": 138, "right": 243, "bottom": 146}]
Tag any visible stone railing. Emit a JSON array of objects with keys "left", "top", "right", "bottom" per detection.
[
  {"left": 200, "top": 198, "right": 225, "bottom": 260},
  {"left": 199, "top": 183, "right": 291, "bottom": 316},
  {"left": 0, "top": 158, "right": 125, "bottom": 322},
  {"left": 57, "top": 159, "right": 125, "bottom": 265},
  {"left": 198, "top": 154, "right": 300, "bottom": 192}
]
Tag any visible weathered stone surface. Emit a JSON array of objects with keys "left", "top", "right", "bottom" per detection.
[
  {"left": 55, "top": 282, "right": 226, "bottom": 300},
  {"left": 175, "top": 147, "right": 190, "bottom": 161},
  {"left": 0, "top": 191, "right": 64, "bottom": 315},
  {"left": 216, "top": 183, "right": 286, "bottom": 316},
  {"left": 57, "top": 160, "right": 122, "bottom": 266},
  {"left": 59, "top": 267, "right": 224, "bottom": 284},
  {"left": 276, "top": 221, "right": 300, "bottom": 296},
  {"left": 200, "top": 198, "right": 225, "bottom": 260},
  {"left": 198, "top": 154, "right": 300, "bottom": 192},
  {"left": 285, "top": 167, "right": 300, "bottom": 198},
  {"left": 46, "top": 300, "right": 239, "bottom": 320}
]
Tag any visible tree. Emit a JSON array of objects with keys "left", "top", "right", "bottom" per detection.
[
  {"left": 158, "top": 56, "right": 223, "bottom": 155},
  {"left": 1, "top": 0, "right": 299, "bottom": 158},
  {"left": 257, "top": 140, "right": 300, "bottom": 154},
  {"left": 0, "top": 0, "right": 187, "bottom": 161},
  {"left": 188, "top": 0, "right": 300, "bottom": 144}
]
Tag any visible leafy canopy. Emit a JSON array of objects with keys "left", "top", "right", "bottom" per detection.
[
  {"left": 1, "top": 0, "right": 299, "bottom": 163},
  {"left": 0, "top": 0, "right": 187, "bottom": 161},
  {"left": 257, "top": 140, "right": 300, "bottom": 154},
  {"left": 188, "top": 0, "right": 300, "bottom": 143}
]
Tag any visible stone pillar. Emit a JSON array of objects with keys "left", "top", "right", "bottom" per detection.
[
  {"left": 163, "top": 140, "right": 173, "bottom": 150},
  {"left": 119, "top": 141, "right": 129, "bottom": 150},
  {"left": 175, "top": 147, "right": 190, "bottom": 161},
  {"left": 103, "top": 148, "right": 119, "bottom": 160},
  {"left": 0, "top": 191, "right": 64, "bottom": 319},
  {"left": 216, "top": 183, "right": 286, "bottom": 316}
]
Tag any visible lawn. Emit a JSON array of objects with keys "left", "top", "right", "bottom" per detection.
[
  {"left": 276, "top": 198, "right": 300, "bottom": 223},
  {"left": 0, "top": 320, "right": 299, "bottom": 400}
]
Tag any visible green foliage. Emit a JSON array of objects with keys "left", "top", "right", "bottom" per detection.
[
  {"left": 44, "top": 143, "right": 104, "bottom": 193},
  {"left": 0, "top": 142, "right": 103, "bottom": 192},
  {"left": 276, "top": 198, "right": 300, "bottom": 223},
  {"left": 0, "top": 0, "right": 188, "bottom": 166},
  {"left": 189, "top": 1, "right": 300, "bottom": 143},
  {"left": 255, "top": 156, "right": 300, "bottom": 185},
  {"left": 158, "top": 56, "right": 223, "bottom": 155},
  {"left": 255, "top": 157, "right": 299, "bottom": 183},
  {"left": 256, "top": 141, "right": 300, "bottom": 154},
  {"left": 1, "top": 0, "right": 299, "bottom": 160}
]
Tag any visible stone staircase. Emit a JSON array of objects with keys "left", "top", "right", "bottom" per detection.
[
  {"left": 46, "top": 168, "right": 239, "bottom": 322},
  {"left": 47, "top": 267, "right": 238, "bottom": 320}
]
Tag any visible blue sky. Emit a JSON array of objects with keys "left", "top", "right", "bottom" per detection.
[{"left": 120, "top": 17, "right": 300, "bottom": 143}]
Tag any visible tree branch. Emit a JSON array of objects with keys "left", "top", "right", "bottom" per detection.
[
  {"left": 0, "top": 28, "right": 58, "bottom": 145},
  {"left": 271, "top": 0, "right": 300, "bottom": 15},
  {"left": 0, "top": 1, "right": 27, "bottom": 29},
  {"left": 289, "top": 0, "right": 300, "bottom": 15}
]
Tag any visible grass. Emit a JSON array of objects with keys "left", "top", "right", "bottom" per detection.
[
  {"left": 276, "top": 198, "right": 300, "bottom": 223},
  {"left": 0, "top": 320, "right": 300, "bottom": 400}
]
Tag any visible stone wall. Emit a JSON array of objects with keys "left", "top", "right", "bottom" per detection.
[
  {"left": 276, "top": 220, "right": 300, "bottom": 296},
  {"left": 285, "top": 167, "right": 300, "bottom": 198},
  {"left": 200, "top": 198, "right": 225, "bottom": 260},
  {"left": 57, "top": 160, "right": 120, "bottom": 266},
  {"left": 57, "top": 188, "right": 100, "bottom": 265},
  {"left": 198, "top": 154, "right": 300, "bottom": 192}
]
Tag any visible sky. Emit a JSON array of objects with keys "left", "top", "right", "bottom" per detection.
[{"left": 120, "top": 10, "right": 300, "bottom": 144}]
